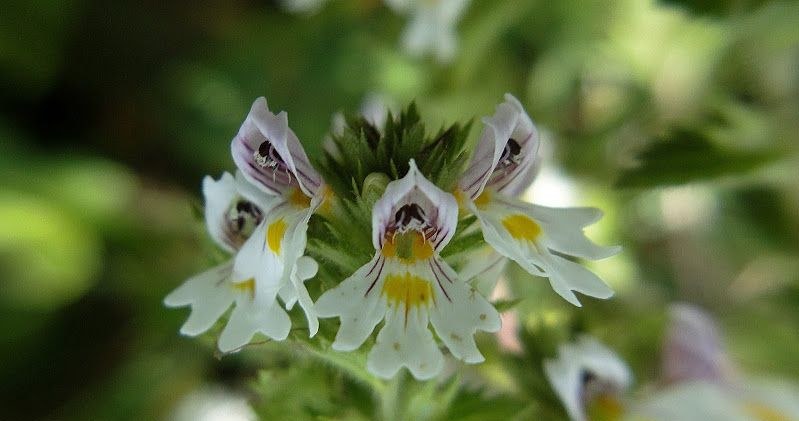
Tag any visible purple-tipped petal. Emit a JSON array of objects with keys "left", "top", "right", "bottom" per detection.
[{"left": 231, "top": 97, "right": 322, "bottom": 198}]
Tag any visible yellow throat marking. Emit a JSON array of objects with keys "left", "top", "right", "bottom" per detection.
[
  {"left": 288, "top": 187, "right": 312, "bottom": 209},
  {"left": 381, "top": 231, "right": 434, "bottom": 263},
  {"left": 473, "top": 190, "right": 492, "bottom": 209},
  {"left": 382, "top": 272, "right": 433, "bottom": 310},
  {"left": 267, "top": 218, "right": 287, "bottom": 254},
  {"left": 586, "top": 394, "right": 625, "bottom": 421},
  {"left": 231, "top": 278, "right": 255, "bottom": 298},
  {"left": 745, "top": 402, "right": 791, "bottom": 421},
  {"left": 502, "top": 214, "right": 541, "bottom": 241}
]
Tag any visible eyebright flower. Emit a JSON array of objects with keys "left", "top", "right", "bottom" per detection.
[
  {"left": 457, "top": 93, "right": 621, "bottom": 306},
  {"left": 165, "top": 97, "right": 328, "bottom": 352},
  {"left": 544, "top": 336, "right": 632, "bottom": 421},
  {"left": 163, "top": 172, "right": 319, "bottom": 352},
  {"left": 315, "top": 160, "right": 501, "bottom": 380},
  {"left": 230, "top": 96, "right": 330, "bottom": 338},
  {"left": 385, "top": 0, "right": 471, "bottom": 63}
]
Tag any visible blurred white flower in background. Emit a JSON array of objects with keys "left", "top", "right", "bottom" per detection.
[
  {"left": 359, "top": 92, "right": 398, "bottom": 131},
  {"left": 544, "top": 304, "right": 799, "bottom": 421},
  {"left": 280, "top": 0, "right": 329, "bottom": 14},
  {"left": 544, "top": 335, "right": 632, "bottom": 421},
  {"left": 385, "top": 0, "right": 471, "bottom": 63},
  {"left": 170, "top": 386, "right": 256, "bottom": 421}
]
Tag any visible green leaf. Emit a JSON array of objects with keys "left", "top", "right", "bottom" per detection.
[
  {"left": 493, "top": 298, "right": 524, "bottom": 313},
  {"left": 615, "top": 128, "right": 779, "bottom": 188}
]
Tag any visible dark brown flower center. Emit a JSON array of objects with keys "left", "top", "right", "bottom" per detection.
[
  {"left": 497, "top": 138, "right": 522, "bottom": 170},
  {"left": 253, "top": 140, "right": 287, "bottom": 170},
  {"left": 224, "top": 199, "right": 263, "bottom": 248}
]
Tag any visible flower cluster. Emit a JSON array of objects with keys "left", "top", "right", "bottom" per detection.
[{"left": 165, "top": 93, "right": 620, "bottom": 379}]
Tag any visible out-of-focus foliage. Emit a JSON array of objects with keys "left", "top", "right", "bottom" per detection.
[{"left": 1, "top": 0, "right": 797, "bottom": 420}]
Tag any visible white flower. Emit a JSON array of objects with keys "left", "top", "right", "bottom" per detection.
[
  {"left": 453, "top": 246, "right": 507, "bottom": 297},
  {"left": 632, "top": 380, "right": 799, "bottom": 421},
  {"left": 662, "top": 303, "right": 736, "bottom": 386},
  {"left": 232, "top": 97, "right": 323, "bottom": 199},
  {"left": 457, "top": 93, "right": 620, "bottom": 306},
  {"left": 633, "top": 304, "right": 799, "bottom": 421},
  {"left": 170, "top": 385, "right": 257, "bottom": 421},
  {"left": 315, "top": 160, "right": 500, "bottom": 380},
  {"left": 359, "top": 92, "right": 397, "bottom": 132},
  {"left": 165, "top": 97, "right": 328, "bottom": 352},
  {"left": 544, "top": 336, "right": 633, "bottom": 421},
  {"left": 164, "top": 172, "right": 319, "bottom": 352},
  {"left": 386, "top": 0, "right": 471, "bottom": 63},
  {"left": 230, "top": 97, "right": 331, "bottom": 339}
]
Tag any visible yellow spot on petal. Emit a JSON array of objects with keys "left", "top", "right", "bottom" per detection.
[
  {"left": 586, "top": 394, "right": 625, "bottom": 421},
  {"left": 473, "top": 190, "right": 492, "bottom": 209},
  {"left": 381, "top": 232, "right": 434, "bottom": 264},
  {"left": 453, "top": 189, "right": 464, "bottom": 206},
  {"left": 381, "top": 240, "right": 396, "bottom": 258},
  {"left": 231, "top": 278, "right": 255, "bottom": 298},
  {"left": 502, "top": 214, "right": 541, "bottom": 241},
  {"left": 267, "top": 218, "right": 287, "bottom": 254},
  {"left": 382, "top": 272, "right": 433, "bottom": 310},
  {"left": 316, "top": 185, "right": 334, "bottom": 216},
  {"left": 745, "top": 402, "right": 791, "bottom": 421},
  {"left": 287, "top": 187, "right": 311, "bottom": 209}
]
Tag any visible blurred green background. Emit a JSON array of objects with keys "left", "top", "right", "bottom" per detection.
[{"left": 1, "top": 0, "right": 798, "bottom": 420}]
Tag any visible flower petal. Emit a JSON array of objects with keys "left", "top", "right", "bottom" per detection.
[
  {"left": 543, "top": 352, "right": 587, "bottom": 421},
  {"left": 291, "top": 255, "right": 320, "bottom": 337},
  {"left": 428, "top": 257, "right": 501, "bottom": 363},
  {"left": 470, "top": 193, "right": 617, "bottom": 306},
  {"left": 315, "top": 255, "right": 388, "bottom": 351},
  {"left": 459, "top": 101, "right": 519, "bottom": 199},
  {"left": 164, "top": 261, "right": 236, "bottom": 336},
  {"left": 202, "top": 173, "right": 241, "bottom": 253},
  {"left": 234, "top": 170, "right": 282, "bottom": 212},
  {"left": 492, "top": 93, "right": 540, "bottom": 196},
  {"left": 538, "top": 247, "right": 614, "bottom": 306},
  {"left": 367, "top": 304, "right": 444, "bottom": 380},
  {"left": 455, "top": 246, "right": 507, "bottom": 297},
  {"left": 372, "top": 159, "right": 459, "bottom": 252},
  {"left": 662, "top": 303, "right": 734, "bottom": 385},
  {"left": 230, "top": 218, "right": 282, "bottom": 304},
  {"left": 631, "top": 382, "right": 747, "bottom": 421},
  {"left": 460, "top": 93, "right": 540, "bottom": 199},
  {"left": 231, "top": 201, "right": 312, "bottom": 307},
  {"left": 521, "top": 203, "right": 621, "bottom": 260},
  {"left": 544, "top": 336, "right": 632, "bottom": 421},
  {"left": 217, "top": 298, "right": 291, "bottom": 352},
  {"left": 231, "top": 97, "right": 322, "bottom": 198},
  {"left": 398, "top": 0, "right": 469, "bottom": 63}
]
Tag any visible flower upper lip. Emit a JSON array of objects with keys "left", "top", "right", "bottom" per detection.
[
  {"left": 459, "top": 93, "right": 540, "bottom": 199},
  {"left": 232, "top": 97, "right": 323, "bottom": 198},
  {"left": 372, "top": 160, "right": 458, "bottom": 252}
]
